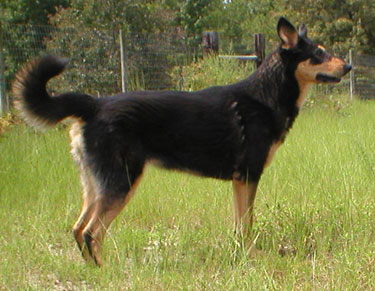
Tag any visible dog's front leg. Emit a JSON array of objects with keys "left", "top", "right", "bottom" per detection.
[{"left": 232, "top": 178, "right": 258, "bottom": 237}]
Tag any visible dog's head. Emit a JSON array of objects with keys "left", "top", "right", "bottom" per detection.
[{"left": 277, "top": 17, "right": 352, "bottom": 84}]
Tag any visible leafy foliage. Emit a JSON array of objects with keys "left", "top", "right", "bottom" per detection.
[
  {"left": 46, "top": 1, "right": 194, "bottom": 93},
  {"left": 1, "top": 0, "right": 69, "bottom": 91},
  {"left": 176, "top": 0, "right": 223, "bottom": 46},
  {"left": 282, "top": 0, "right": 375, "bottom": 54},
  {"left": 215, "top": 0, "right": 283, "bottom": 53},
  {"left": 170, "top": 55, "right": 255, "bottom": 91},
  {"left": 0, "top": 0, "right": 69, "bottom": 25},
  {"left": 3, "top": 0, "right": 375, "bottom": 99}
]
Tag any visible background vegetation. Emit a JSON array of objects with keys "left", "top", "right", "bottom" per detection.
[
  {"left": 2, "top": 0, "right": 375, "bottom": 93},
  {"left": 170, "top": 55, "right": 255, "bottom": 91},
  {"left": 3, "top": 0, "right": 375, "bottom": 53}
]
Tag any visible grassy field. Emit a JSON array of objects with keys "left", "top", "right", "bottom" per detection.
[{"left": 1, "top": 100, "right": 375, "bottom": 290}]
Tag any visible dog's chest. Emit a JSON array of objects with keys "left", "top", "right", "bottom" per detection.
[
  {"left": 264, "top": 140, "right": 282, "bottom": 168},
  {"left": 295, "top": 79, "right": 312, "bottom": 108},
  {"left": 265, "top": 114, "right": 293, "bottom": 166}
]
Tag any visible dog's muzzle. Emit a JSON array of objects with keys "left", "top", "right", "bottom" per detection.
[{"left": 316, "top": 63, "right": 352, "bottom": 83}]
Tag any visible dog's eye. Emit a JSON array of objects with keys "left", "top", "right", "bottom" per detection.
[
  {"left": 315, "top": 48, "right": 324, "bottom": 57},
  {"left": 310, "top": 49, "right": 325, "bottom": 64}
]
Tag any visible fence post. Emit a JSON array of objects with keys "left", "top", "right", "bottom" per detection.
[
  {"left": 254, "top": 33, "right": 265, "bottom": 68},
  {"left": 202, "top": 31, "right": 219, "bottom": 55},
  {"left": 119, "top": 29, "right": 127, "bottom": 93},
  {"left": 349, "top": 49, "right": 354, "bottom": 100},
  {"left": 0, "top": 22, "right": 6, "bottom": 115}
]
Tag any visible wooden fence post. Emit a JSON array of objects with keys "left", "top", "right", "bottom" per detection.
[
  {"left": 254, "top": 33, "right": 265, "bottom": 68},
  {"left": 202, "top": 31, "right": 219, "bottom": 55},
  {"left": 119, "top": 29, "right": 127, "bottom": 93},
  {"left": 0, "top": 22, "right": 6, "bottom": 115}
]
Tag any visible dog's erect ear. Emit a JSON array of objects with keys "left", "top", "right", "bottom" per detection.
[
  {"left": 298, "top": 23, "right": 307, "bottom": 38},
  {"left": 277, "top": 17, "right": 298, "bottom": 49}
]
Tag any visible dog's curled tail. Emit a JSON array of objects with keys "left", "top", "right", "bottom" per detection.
[{"left": 13, "top": 55, "right": 98, "bottom": 128}]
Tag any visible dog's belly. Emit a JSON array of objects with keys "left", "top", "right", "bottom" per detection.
[
  {"left": 152, "top": 157, "right": 235, "bottom": 180},
  {"left": 145, "top": 138, "right": 238, "bottom": 180}
]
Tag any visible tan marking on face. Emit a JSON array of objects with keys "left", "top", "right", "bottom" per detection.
[
  {"left": 318, "top": 45, "right": 326, "bottom": 51},
  {"left": 264, "top": 141, "right": 283, "bottom": 168},
  {"left": 295, "top": 57, "right": 347, "bottom": 83},
  {"left": 294, "top": 56, "right": 347, "bottom": 107}
]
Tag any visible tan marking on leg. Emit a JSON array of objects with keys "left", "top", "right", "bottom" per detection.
[
  {"left": 82, "top": 197, "right": 124, "bottom": 266},
  {"left": 70, "top": 122, "right": 99, "bottom": 259},
  {"left": 123, "top": 172, "right": 143, "bottom": 205},
  {"left": 232, "top": 178, "right": 258, "bottom": 237},
  {"left": 82, "top": 173, "right": 144, "bottom": 266},
  {"left": 72, "top": 170, "right": 98, "bottom": 259},
  {"left": 264, "top": 141, "right": 283, "bottom": 168}
]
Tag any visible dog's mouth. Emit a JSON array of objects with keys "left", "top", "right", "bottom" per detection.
[{"left": 316, "top": 73, "right": 341, "bottom": 83}]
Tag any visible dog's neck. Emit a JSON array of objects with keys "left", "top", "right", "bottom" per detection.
[
  {"left": 251, "top": 49, "right": 305, "bottom": 125},
  {"left": 229, "top": 48, "right": 308, "bottom": 135},
  {"left": 253, "top": 50, "right": 301, "bottom": 107}
]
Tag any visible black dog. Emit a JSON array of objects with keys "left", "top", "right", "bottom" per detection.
[{"left": 13, "top": 17, "right": 351, "bottom": 266}]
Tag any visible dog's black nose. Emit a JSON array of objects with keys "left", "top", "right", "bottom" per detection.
[{"left": 344, "top": 64, "right": 352, "bottom": 73}]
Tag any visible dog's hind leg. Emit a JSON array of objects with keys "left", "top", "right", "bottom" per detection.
[
  {"left": 81, "top": 166, "right": 144, "bottom": 266},
  {"left": 72, "top": 167, "right": 98, "bottom": 260},
  {"left": 70, "top": 122, "right": 98, "bottom": 259},
  {"left": 232, "top": 178, "right": 259, "bottom": 237}
]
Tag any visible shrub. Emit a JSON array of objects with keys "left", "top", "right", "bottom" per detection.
[
  {"left": 0, "top": 113, "right": 21, "bottom": 135},
  {"left": 170, "top": 54, "right": 255, "bottom": 91}
]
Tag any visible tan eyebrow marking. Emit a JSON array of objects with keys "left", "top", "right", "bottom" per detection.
[{"left": 318, "top": 45, "right": 326, "bottom": 51}]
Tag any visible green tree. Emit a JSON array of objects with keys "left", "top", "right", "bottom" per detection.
[
  {"left": 282, "top": 0, "right": 375, "bottom": 54},
  {"left": 47, "top": 0, "right": 190, "bottom": 93},
  {"left": 0, "top": 0, "right": 69, "bottom": 24},
  {"left": 177, "top": 0, "right": 223, "bottom": 46},
  {"left": 1, "top": 0, "right": 70, "bottom": 92},
  {"left": 217, "top": 0, "right": 283, "bottom": 53},
  {"left": 49, "top": 0, "right": 177, "bottom": 33}
]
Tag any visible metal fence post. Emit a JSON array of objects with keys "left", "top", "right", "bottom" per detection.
[
  {"left": 349, "top": 49, "right": 354, "bottom": 100},
  {"left": 0, "top": 22, "right": 6, "bottom": 115},
  {"left": 119, "top": 29, "right": 127, "bottom": 93}
]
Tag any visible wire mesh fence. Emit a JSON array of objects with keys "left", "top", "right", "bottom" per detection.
[
  {"left": 351, "top": 53, "right": 375, "bottom": 99},
  {"left": 0, "top": 23, "right": 354, "bottom": 114},
  {"left": 2, "top": 23, "right": 199, "bottom": 97},
  {"left": 1, "top": 23, "right": 265, "bottom": 112}
]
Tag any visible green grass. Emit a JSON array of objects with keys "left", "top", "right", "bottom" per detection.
[{"left": 1, "top": 101, "right": 375, "bottom": 289}]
